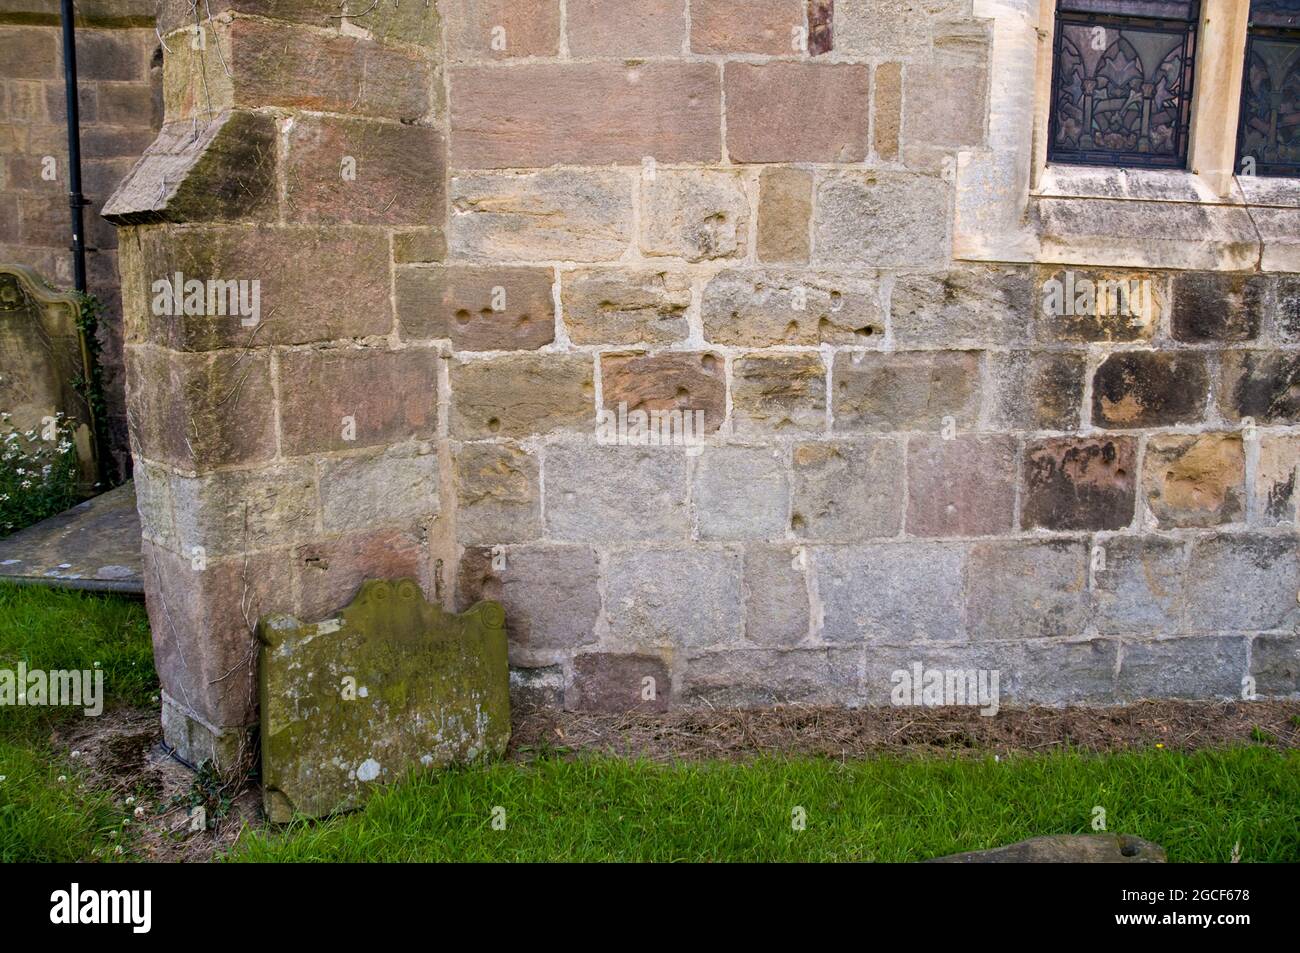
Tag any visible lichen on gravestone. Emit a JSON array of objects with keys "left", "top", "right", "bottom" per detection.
[{"left": 257, "top": 579, "right": 510, "bottom": 822}]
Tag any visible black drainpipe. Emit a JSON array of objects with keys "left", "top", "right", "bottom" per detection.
[{"left": 58, "top": 0, "right": 88, "bottom": 294}]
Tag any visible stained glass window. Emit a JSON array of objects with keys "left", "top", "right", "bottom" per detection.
[
  {"left": 1236, "top": 1, "right": 1300, "bottom": 177},
  {"left": 1048, "top": 1, "right": 1200, "bottom": 169}
]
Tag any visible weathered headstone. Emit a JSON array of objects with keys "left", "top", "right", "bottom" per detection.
[
  {"left": 258, "top": 579, "right": 510, "bottom": 822},
  {"left": 926, "top": 834, "right": 1167, "bottom": 863},
  {"left": 0, "top": 265, "right": 98, "bottom": 491}
]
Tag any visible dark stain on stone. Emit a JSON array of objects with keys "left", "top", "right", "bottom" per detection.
[
  {"left": 1171, "top": 272, "right": 1266, "bottom": 343},
  {"left": 1092, "top": 352, "right": 1208, "bottom": 428},
  {"left": 1021, "top": 436, "right": 1137, "bottom": 531},
  {"left": 808, "top": 1, "right": 833, "bottom": 55}
]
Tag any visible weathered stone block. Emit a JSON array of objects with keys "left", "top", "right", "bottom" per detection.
[
  {"left": 600, "top": 351, "right": 725, "bottom": 434},
  {"left": 450, "top": 63, "right": 721, "bottom": 167},
  {"left": 757, "top": 167, "right": 813, "bottom": 263},
  {"left": 1217, "top": 351, "right": 1300, "bottom": 425},
  {"left": 101, "top": 112, "right": 278, "bottom": 225},
  {"left": 450, "top": 354, "right": 593, "bottom": 439},
  {"left": 510, "top": 665, "right": 565, "bottom": 709},
  {"left": 701, "top": 270, "right": 883, "bottom": 347},
  {"left": 891, "top": 267, "right": 1032, "bottom": 348},
  {"left": 640, "top": 169, "right": 749, "bottom": 262},
  {"left": 279, "top": 349, "right": 437, "bottom": 455},
  {"left": 1116, "top": 636, "right": 1247, "bottom": 701},
  {"left": 834, "top": 0, "right": 969, "bottom": 56},
  {"left": 604, "top": 547, "right": 744, "bottom": 649},
  {"left": 1171, "top": 272, "right": 1266, "bottom": 343},
  {"left": 966, "top": 540, "right": 1090, "bottom": 641},
  {"left": 294, "top": 529, "right": 428, "bottom": 622},
  {"left": 449, "top": 170, "right": 634, "bottom": 262},
  {"left": 318, "top": 445, "right": 438, "bottom": 533},
  {"left": 743, "top": 543, "right": 810, "bottom": 646},
  {"left": 988, "top": 351, "right": 1086, "bottom": 432},
  {"left": 1185, "top": 534, "right": 1300, "bottom": 631},
  {"left": 170, "top": 462, "right": 318, "bottom": 557},
  {"left": 907, "top": 435, "right": 1016, "bottom": 538},
  {"left": 874, "top": 61, "right": 902, "bottom": 160},
  {"left": 732, "top": 352, "right": 828, "bottom": 436},
  {"left": 1274, "top": 276, "right": 1300, "bottom": 343},
  {"left": 1250, "top": 635, "right": 1299, "bottom": 697},
  {"left": 832, "top": 350, "right": 980, "bottom": 432},
  {"left": 725, "top": 62, "right": 871, "bottom": 163},
  {"left": 1091, "top": 535, "right": 1186, "bottom": 636},
  {"left": 682, "top": 647, "right": 862, "bottom": 706},
  {"left": 903, "top": 60, "right": 987, "bottom": 148},
  {"left": 445, "top": 0, "right": 560, "bottom": 59},
  {"left": 791, "top": 438, "right": 904, "bottom": 540},
  {"left": 568, "top": 653, "right": 670, "bottom": 712},
  {"left": 457, "top": 544, "right": 601, "bottom": 657},
  {"left": 125, "top": 346, "right": 276, "bottom": 470},
  {"left": 566, "top": 0, "right": 687, "bottom": 56},
  {"left": 861, "top": 641, "right": 1019, "bottom": 708},
  {"left": 561, "top": 268, "right": 690, "bottom": 345},
  {"left": 1017, "top": 639, "right": 1119, "bottom": 706},
  {"left": 1021, "top": 436, "right": 1136, "bottom": 532},
  {"left": 691, "top": 0, "right": 804, "bottom": 53},
  {"left": 393, "top": 229, "right": 447, "bottom": 265},
  {"left": 259, "top": 581, "right": 509, "bottom": 821},
  {"left": 1092, "top": 352, "right": 1209, "bottom": 428},
  {"left": 693, "top": 445, "right": 789, "bottom": 540},
  {"left": 1142, "top": 433, "right": 1244, "bottom": 528},
  {"left": 544, "top": 445, "right": 689, "bottom": 541},
  {"left": 286, "top": 116, "right": 445, "bottom": 227},
  {"left": 395, "top": 265, "right": 555, "bottom": 350},
  {"left": 231, "top": 18, "right": 432, "bottom": 122},
  {"left": 815, "top": 171, "right": 949, "bottom": 266},
  {"left": 131, "top": 225, "right": 393, "bottom": 349},
  {"left": 1254, "top": 435, "right": 1299, "bottom": 526},
  {"left": 1034, "top": 267, "right": 1164, "bottom": 343},
  {"left": 454, "top": 442, "right": 541, "bottom": 545},
  {"left": 814, "top": 542, "right": 965, "bottom": 643},
  {"left": 144, "top": 540, "right": 293, "bottom": 732}
]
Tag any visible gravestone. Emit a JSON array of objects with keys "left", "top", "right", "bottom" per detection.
[
  {"left": 0, "top": 265, "right": 98, "bottom": 491},
  {"left": 258, "top": 579, "right": 510, "bottom": 822},
  {"left": 926, "top": 834, "right": 1167, "bottom": 863}
]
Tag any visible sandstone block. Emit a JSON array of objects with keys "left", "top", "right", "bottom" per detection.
[
  {"left": 833, "top": 350, "right": 980, "bottom": 433},
  {"left": 725, "top": 62, "right": 871, "bottom": 163},
  {"left": 691, "top": 0, "right": 805, "bottom": 53},
  {"left": 682, "top": 647, "right": 862, "bottom": 706},
  {"left": 906, "top": 435, "right": 1016, "bottom": 538},
  {"left": 561, "top": 268, "right": 690, "bottom": 346},
  {"left": 640, "top": 170, "right": 749, "bottom": 262},
  {"left": 454, "top": 442, "right": 542, "bottom": 545},
  {"left": 814, "top": 541, "right": 965, "bottom": 643},
  {"left": 1034, "top": 267, "right": 1164, "bottom": 343},
  {"left": 1184, "top": 534, "right": 1300, "bottom": 631},
  {"left": 544, "top": 445, "right": 689, "bottom": 542},
  {"left": 966, "top": 540, "right": 1090, "bottom": 641},
  {"left": 445, "top": 0, "right": 560, "bottom": 59},
  {"left": 1117, "top": 636, "right": 1247, "bottom": 701},
  {"left": 450, "top": 354, "right": 593, "bottom": 439},
  {"left": 604, "top": 547, "right": 743, "bottom": 650},
  {"left": 693, "top": 445, "right": 789, "bottom": 540},
  {"left": 396, "top": 265, "right": 555, "bottom": 350},
  {"left": 318, "top": 445, "right": 438, "bottom": 533},
  {"left": 743, "top": 542, "right": 810, "bottom": 646},
  {"left": 1020, "top": 436, "right": 1136, "bottom": 532},
  {"left": 757, "top": 167, "right": 813, "bottom": 263},
  {"left": 1092, "top": 352, "right": 1209, "bottom": 429},
  {"left": 1142, "top": 433, "right": 1245, "bottom": 528},
  {"left": 815, "top": 171, "right": 949, "bottom": 266},
  {"left": 1250, "top": 635, "right": 1299, "bottom": 697},
  {"left": 702, "top": 270, "right": 883, "bottom": 347},
  {"left": 1217, "top": 351, "right": 1300, "bottom": 425},
  {"left": 731, "top": 352, "right": 828, "bottom": 436},
  {"left": 170, "top": 462, "right": 318, "bottom": 558},
  {"left": 568, "top": 653, "right": 670, "bottom": 712},
  {"left": 1171, "top": 272, "right": 1266, "bottom": 343},
  {"left": 1254, "top": 435, "right": 1299, "bottom": 526},
  {"left": 600, "top": 351, "right": 725, "bottom": 434},
  {"left": 891, "top": 267, "right": 1032, "bottom": 348},
  {"left": 566, "top": 0, "right": 687, "bottom": 56},
  {"left": 1091, "top": 535, "right": 1186, "bottom": 636},
  {"left": 791, "top": 438, "right": 904, "bottom": 540},
  {"left": 988, "top": 351, "right": 1086, "bottom": 432}
]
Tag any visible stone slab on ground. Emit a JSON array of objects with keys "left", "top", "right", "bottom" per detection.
[
  {"left": 258, "top": 579, "right": 510, "bottom": 822},
  {"left": 926, "top": 834, "right": 1167, "bottom": 863},
  {"left": 0, "top": 481, "right": 142, "bottom": 593}
]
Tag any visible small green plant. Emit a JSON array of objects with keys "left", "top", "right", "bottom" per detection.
[{"left": 0, "top": 412, "right": 81, "bottom": 537}]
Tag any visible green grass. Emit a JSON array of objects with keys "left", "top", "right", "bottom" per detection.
[
  {"left": 231, "top": 747, "right": 1300, "bottom": 863},
  {"left": 0, "top": 584, "right": 155, "bottom": 861}
]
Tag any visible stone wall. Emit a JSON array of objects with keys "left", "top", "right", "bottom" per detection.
[
  {"left": 100, "top": 0, "right": 1299, "bottom": 766},
  {"left": 0, "top": 0, "right": 162, "bottom": 477}
]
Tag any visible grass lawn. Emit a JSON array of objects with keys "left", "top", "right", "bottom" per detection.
[{"left": 3, "top": 584, "right": 1298, "bottom": 863}]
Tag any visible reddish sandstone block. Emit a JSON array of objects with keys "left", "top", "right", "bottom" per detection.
[
  {"left": 691, "top": 0, "right": 805, "bottom": 54},
  {"left": 568, "top": 653, "right": 670, "bottom": 713},
  {"left": 566, "top": 0, "right": 687, "bottom": 56},
  {"left": 725, "top": 62, "right": 870, "bottom": 163},
  {"left": 286, "top": 116, "right": 445, "bottom": 227},
  {"left": 278, "top": 348, "right": 438, "bottom": 455},
  {"left": 906, "top": 434, "right": 1017, "bottom": 538},
  {"left": 445, "top": 0, "right": 560, "bottom": 60},
  {"left": 233, "top": 18, "right": 431, "bottom": 122},
  {"left": 808, "top": 1, "right": 834, "bottom": 55},
  {"left": 450, "top": 63, "right": 721, "bottom": 168},
  {"left": 395, "top": 265, "right": 555, "bottom": 350},
  {"left": 294, "top": 528, "right": 428, "bottom": 621},
  {"left": 600, "top": 351, "right": 726, "bottom": 434},
  {"left": 125, "top": 345, "right": 277, "bottom": 471}
]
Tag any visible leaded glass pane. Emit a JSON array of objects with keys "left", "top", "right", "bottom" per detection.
[
  {"left": 1237, "top": 4, "right": 1300, "bottom": 177},
  {"left": 1049, "top": 6, "right": 1198, "bottom": 169}
]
